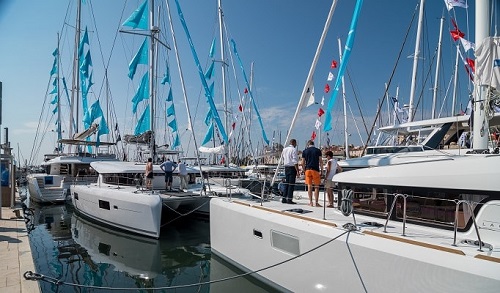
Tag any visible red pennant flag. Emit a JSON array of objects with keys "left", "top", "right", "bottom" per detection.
[
  {"left": 232, "top": 122, "right": 236, "bottom": 129},
  {"left": 311, "top": 131, "right": 316, "bottom": 140},
  {"left": 238, "top": 104, "right": 243, "bottom": 112},
  {"left": 318, "top": 108, "right": 325, "bottom": 117},
  {"left": 450, "top": 18, "right": 464, "bottom": 41},
  {"left": 244, "top": 88, "right": 248, "bottom": 94},
  {"left": 324, "top": 84, "right": 330, "bottom": 93},
  {"left": 466, "top": 58, "right": 475, "bottom": 72},
  {"left": 331, "top": 60, "right": 338, "bottom": 69},
  {"left": 450, "top": 29, "right": 464, "bottom": 41}
]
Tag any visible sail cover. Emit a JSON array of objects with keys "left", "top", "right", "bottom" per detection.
[{"left": 198, "top": 145, "right": 227, "bottom": 154}]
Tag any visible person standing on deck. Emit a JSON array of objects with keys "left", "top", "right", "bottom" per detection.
[
  {"left": 280, "top": 138, "right": 299, "bottom": 204},
  {"left": 302, "top": 140, "right": 323, "bottom": 207},
  {"left": 145, "top": 158, "right": 153, "bottom": 190},
  {"left": 177, "top": 160, "right": 188, "bottom": 190},
  {"left": 324, "top": 151, "right": 342, "bottom": 207},
  {"left": 160, "top": 158, "right": 177, "bottom": 191}
]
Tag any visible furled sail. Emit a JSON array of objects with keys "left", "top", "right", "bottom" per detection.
[
  {"left": 198, "top": 145, "right": 227, "bottom": 154},
  {"left": 124, "top": 130, "right": 152, "bottom": 145}
]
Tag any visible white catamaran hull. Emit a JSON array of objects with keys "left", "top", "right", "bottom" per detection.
[
  {"left": 71, "top": 184, "right": 162, "bottom": 238},
  {"left": 27, "top": 174, "right": 69, "bottom": 203},
  {"left": 210, "top": 199, "right": 500, "bottom": 292}
]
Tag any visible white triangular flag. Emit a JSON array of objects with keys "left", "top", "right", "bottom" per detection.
[
  {"left": 314, "top": 119, "right": 322, "bottom": 130},
  {"left": 321, "top": 96, "right": 324, "bottom": 106},
  {"left": 327, "top": 72, "right": 334, "bottom": 81},
  {"left": 460, "top": 37, "right": 475, "bottom": 52},
  {"left": 302, "top": 83, "right": 315, "bottom": 108}
]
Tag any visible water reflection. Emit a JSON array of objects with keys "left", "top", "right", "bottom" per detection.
[{"left": 24, "top": 196, "right": 277, "bottom": 292}]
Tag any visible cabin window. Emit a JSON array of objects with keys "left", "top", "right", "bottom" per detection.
[
  {"left": 102, "top": 173, "right": 143, "bottom": 186},
  {"left": 345, "top": 184, "right": 489, "bottom": 230}
]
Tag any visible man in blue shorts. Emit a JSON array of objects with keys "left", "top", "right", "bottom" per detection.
[{"left": 160, "top": 158, "right": 177, "bottom": 191}]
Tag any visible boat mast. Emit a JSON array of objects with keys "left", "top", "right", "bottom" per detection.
[
  {"left": 218, "top": 0, "right": 229, "bottom": 166},
  {"left": 338, "top": 38, "right": 349, "bottom": 159},
  {"left": 472, "top": 0, "right": 490, "bottom": 151},
  {"left": 408, "top": 0, "right": 425, "bottom": 122},
  {"left": 70, "top": 0, "right": 82, "bottom": 140},
  {"left": 165, "top": 0, "right": 205, "bottom": 180},
  {"left": 149, "top": 0, "right": 158, "bottom": 161},
  {"left": 56, "top": 33, "right": 62, "bottom": 154},
  {"left": 432, "top": 13, "right": 444, "bottom": 119}
]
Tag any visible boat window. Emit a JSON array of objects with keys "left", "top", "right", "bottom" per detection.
[
  {"left": 345, "top": 185, "right": 489, "bottom": 231},
  {"left": 102, "top": 173, "right": 142, "bottom": 186}
]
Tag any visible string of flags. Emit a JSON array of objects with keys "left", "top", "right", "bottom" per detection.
[
  {"left": 445, "top": 1, "right": 475, "bottom": 81},
  {"left": 306, "top": 59, "right": 337, "bottom": 141}
]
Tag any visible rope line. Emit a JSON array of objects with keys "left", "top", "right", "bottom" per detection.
[{"left": 24, "top": 230, "right": 351, "bottom": 291}]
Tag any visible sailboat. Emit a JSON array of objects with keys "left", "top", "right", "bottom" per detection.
[
  {"left": 210, "top": 1, "right": 500, "bottom": 291},
  {"left": 70, "top": 0, "right": 213, "bottom": 239},
  {"left": 27, "top": 1, "right": 118, "bottom": 204}
]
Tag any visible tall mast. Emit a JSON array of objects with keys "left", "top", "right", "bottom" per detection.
[
  {"left": 218, "top": 0, "right": 229, "bottom": 166},
  {"left": 149, "top": 0, "right": 158, "bottom": 161},
  {"left": 70, "top": 0, "right": 82, "bottom": 138},
  {"left": 408, "top": 0, "right": 425, "bottom": 122},
  {"left": 165, "top": 0, "right": 205, "bottom": 180},
  {"left": 472, "top": 0, "right": 490, "bottom": 151},
  {"left": 56, "top": 33, "right": 62, "bottom": 153},
  {"left": 432, "top": 13, "right": 444, "bottom": 119},
  {"left": 338, "top": 38, "right": 349, "bottom": 159}
]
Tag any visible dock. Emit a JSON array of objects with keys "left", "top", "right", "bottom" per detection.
[{"left": 0, "top": 193, "right": 39, "bottom": 293}]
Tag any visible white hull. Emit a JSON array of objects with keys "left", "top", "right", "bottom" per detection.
[
  {"left": 71, "top": 183, "right": 162, "bottom": 238},
  {"left": 210, "top": 198, "right": 500, "bottom": 292},
  {"left": 27, "top": 174, "right": 69, "bottom": 203}
]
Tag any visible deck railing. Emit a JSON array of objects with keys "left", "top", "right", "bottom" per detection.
[{"left": 384, "top": 193, "right": 485, "bottom": 251}]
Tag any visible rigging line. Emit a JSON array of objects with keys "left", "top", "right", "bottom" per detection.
[
  {"left": 29, "top": 70, "right": 58, "bottom": 166},
  {"left": 347, "top": 101, "right": 366, "bottom": 148},
  {"left": 346, "top": 69, "right": 370, "bottom": 137},
  {"left": 225, "top": 27, "right": 257, "bottom": 160},
  {"left": 363, "top": 2, "right": 419, "bottom": 153},
  {"left": 25, "top": 229, "right": 351, "bottom": 291},
  {"left": 412, "top": 51, "right": 438, "bottom": 123}
]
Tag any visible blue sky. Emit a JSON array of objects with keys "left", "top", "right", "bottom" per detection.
[{"left": 0, "top": 0, "right": 474, "bottom": 165}]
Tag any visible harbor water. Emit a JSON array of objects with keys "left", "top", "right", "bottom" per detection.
[{"left": 23, "top": 189, "right": 279, "bottom": 292}]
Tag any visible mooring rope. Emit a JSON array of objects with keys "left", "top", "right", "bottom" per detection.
[{"left": 24, "top": 229, "right": 352, "bottom": 291}]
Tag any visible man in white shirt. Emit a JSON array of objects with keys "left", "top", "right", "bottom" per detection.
[
  {"left": 280, "top": 139, "right": 299, "bottom": 204},
  {"left": 177, "top": 160, "right": 188, "bottom": 190}
]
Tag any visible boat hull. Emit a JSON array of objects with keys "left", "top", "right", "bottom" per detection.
[
  {"left": 27, "top": 174, "right": 69, "bottom": 203},
  {"left": 71, "top": 184, "right": 162, "bottom": 238},
  {"left": 210, "top": 199, "right": 500, "bottom": 292}
]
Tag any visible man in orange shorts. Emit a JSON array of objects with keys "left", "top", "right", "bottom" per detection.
[{"left": 301, "top": 140, "right": 323, "bottom": 207}]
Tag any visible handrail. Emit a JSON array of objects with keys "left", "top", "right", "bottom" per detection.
[{"left": 384, "top": 193, "right": 485, "bottom": 251}]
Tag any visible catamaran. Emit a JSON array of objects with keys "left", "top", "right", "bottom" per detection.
[{"left": 210, "top": 0, "right": 500, "bottom": 291}]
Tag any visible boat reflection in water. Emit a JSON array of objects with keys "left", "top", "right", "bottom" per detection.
[
  {"left": 25, "top": 197, "right": 275, "bottom": 292},
  {"left": 71, "top": 215, "right": 162, "bottom": 280}
]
